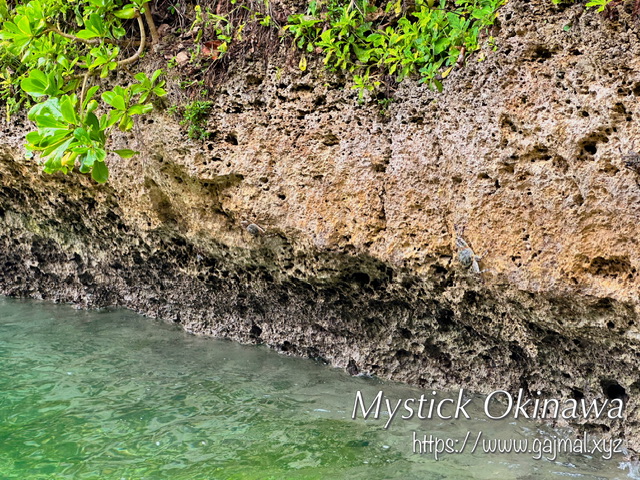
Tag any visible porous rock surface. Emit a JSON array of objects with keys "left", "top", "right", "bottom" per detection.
[{"left": 2, "top": 0, "right": 640, "bottom": 449}]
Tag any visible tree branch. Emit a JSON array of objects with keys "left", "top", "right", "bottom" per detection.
[
  {"left": 142, "top": 2, "right": 159, "bottom": 44},
  {"left": 79, "top": 72, "right": 89, "bottom": 111},
  {"left": 46, "top": 26, "right": 101, "bottom": 45},
  {"left": 117, "top": 15, "right": 146, "bottom": 66},
  {"left": 46, "top": 25, "right": 142, "bottom": 47}
]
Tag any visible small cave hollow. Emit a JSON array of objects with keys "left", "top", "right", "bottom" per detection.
[{"left": 600, "top": 380, "right": 627, "bottom": 402}]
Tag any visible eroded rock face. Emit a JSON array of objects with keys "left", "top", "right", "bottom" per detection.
[{"left": 1, "top": 0, "right": 640, "bottom": 448}]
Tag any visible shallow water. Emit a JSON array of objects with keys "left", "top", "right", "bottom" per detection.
[{"left": 0, "top": 297, "right": 637, "bottom": 479}]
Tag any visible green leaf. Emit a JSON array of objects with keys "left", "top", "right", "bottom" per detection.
[
  {"left": 434, "top": 37, "right": 450, "bottom": 55},
  {"left": 83, "top": 86, "right": 100, "bottom": 109},
  {"left": 85, "top": 112, "right": 100, "bottom": 133},
  {"left": 78, "top": 154, "right": 92, "bottom": 173},
  {"left": 26, "top": 131, "right": 44, "bottom": 145},
  {"left": 112, "top": 25, "right": 126, "bottom": 38},
  {"left": 102, "top": 91, "right": 127, "bottom": 110},
  {"left": 82, "top": 149, "right": 97, "bottom": 169},
  {"left": 28, "top": 98, "right": 65, "bottom": 127},
  {"left": 61, "top": 151, "right": 78, "bottom": 168},
  {"left": 153, "top": 86, "right": 167, "bottom": 97},
  {"left": 118, "top": 113, "right": 133, "bottom": 131},
  {"left": 20, "top": 70, "right": 48, "bottom": 97},
  {"left": 113, "top": 7, "right": 137, "bottom": 19},
  {"left": 104, "top": 109, "right": 124, "bottom": 129},
  {"left": 114, "top": 149, "right": 138, "bottom": 158},
  {"left": 73, "top": 127, "right": 92, "bottom": 144},
  {"left": 43, "top": 155, "right": 64, "bottom": 174},
  {"left": 353, "top": 45, "right": 371, "bottom": 63},
  {"left": 151, "top": 69, "right": 163, "bottom": 84},
  {"left": 43, "top": 137, "right": 74, "bottom": 165},
  {"left": 91, "top": 159, "right": 109, "bottom": 183},
  {"left": 86, "top": 13, "right": 107, "bottom": 36},
  {"left": 59, "top": 96, "right": 78, "bottom": 124},
  {"left": 134, "top": 72, "right": 147, "bottom": 83},
  {"left": 471, "top": 7, "right": 492, "bottom": 19},
  {"left": 76, "top": 29, "right": 101, "bottom": 39},
  {"left": 28, "top": 128, "right": 71, "bottom": 149},
  {"left": 17, "top": 14, "right": 33, "bottom": 35},
  {"left": 127, "top": 103, "right": 153, "bottom": 115}
]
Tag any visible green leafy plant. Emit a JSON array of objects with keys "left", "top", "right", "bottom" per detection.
[
  {"left": 285, "top": 0, "right": 504, "bottom": 94},
  {"left": 0, "top": 0, "right": 164, "bottom": 183},
  {"left": 551, "top": 0, "right": 614, "bottom": 9},
  {"left": 24, "top": 71, "right": 165, "bottom": 182},
  {"left": 170, "top": 100, "right": 213, "bottom": 140},
  {"left": 584, "top": 0, "right": 613, "bottom": 11}
]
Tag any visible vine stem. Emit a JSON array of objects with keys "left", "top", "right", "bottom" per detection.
[
  {"left": 142, "top": 2, "right": 160, "bottom": 44},
  {"left": 118, "top": 15, "right": 146, "bottom": 66},
  {"left": 46, "top": 26, "right": 142, "bottom": 47},
  {"left": 46, "top": 26, "right": 101, "bottom": 45},
  {"left": 79, "top": 72, "right": 89, "bottom": 113}
]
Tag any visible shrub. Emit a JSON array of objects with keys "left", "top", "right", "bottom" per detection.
[
  {"left": 285, "top": 0, "right": 504, "bottom": 94},
  {"left": 0, "top": 0, "right": 166, "bottom": 183}
]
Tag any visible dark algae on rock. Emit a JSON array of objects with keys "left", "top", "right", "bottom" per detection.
[{"left": 1, "top": 0, "right": 640, "bottom": 457}]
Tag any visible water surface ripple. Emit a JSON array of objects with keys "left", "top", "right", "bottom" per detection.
[{"left": 0, "top": 297, "right": 636, "bottom": 479}]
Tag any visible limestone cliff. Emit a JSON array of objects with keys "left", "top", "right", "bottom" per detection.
[{"left": 1, "top": 0, "right": 640, "bottom": 449}]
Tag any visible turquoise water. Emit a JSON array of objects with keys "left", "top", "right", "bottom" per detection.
[{"left": 0, "top": 296, "right": 637, "bottom": 479}]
